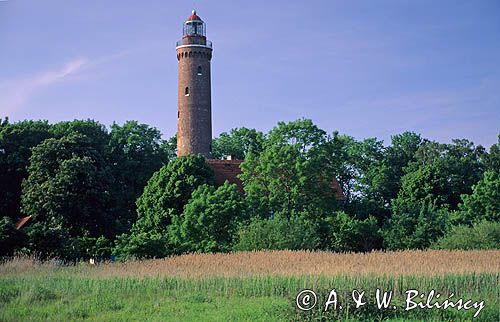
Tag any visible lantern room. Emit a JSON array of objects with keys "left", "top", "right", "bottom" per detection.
[{"left": 183, "top": 10, "right": 206, "bottom": 38}]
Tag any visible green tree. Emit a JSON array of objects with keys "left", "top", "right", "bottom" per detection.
[
  {"left": 133, "top": 154, "right": 215, "bottom": 234},
  {"left": 383, "top": 200, "right": 450, "bottom": 250},
  {"left": 20, "top": 133, "right": 114, "bottom": 259},
  {"left": 161, "top": 133, "right": 178, "bottom": 161},
  {"left": 115, "top": 155, "right": 215, "bottom": 258},
  {"left": 330, "top": 132, "right": 423, "bottom": 223},
  {"left": 397, "top": 139, "right": 485, "bottom": 210},
  {"left": 320, "top": 133, "right": 357, "bottom": 204},
  {"left": 363, "top": 133, "right": 423, "bottom": 209},
  {"left": 170, "top": 183, "right": 247, "bottom": 253},
  {"left": 453, "top": 170, "right": 500, "bottom": 225},
  {"left": 240, "top": 119, "right": 338, "bottom": 219},
  {"left": 212, "top": 127, "right": 265, "bottom": 160},
  {"left": 50, "top": 119, "right": 109, "bottom": 152},
  {"left": 108, "top": 121, "right": 167, "bottom": 231},
  {"left": 0, "top": 119, "right": 52, "bottom": 220},
  {"left": 342, "top": 137, "right": 386, "bottom": 219},
  {"left": 482, "top": 134, "right": 499, "bottom": 172}
]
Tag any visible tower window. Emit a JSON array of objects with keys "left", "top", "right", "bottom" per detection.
[
  {"left": 197, "top": 66, "right": 202, "bottom": 75},
  {"left": 185, "top": 87, "right": 189, "bottom": 96}
]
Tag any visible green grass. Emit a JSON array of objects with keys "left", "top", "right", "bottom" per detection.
[{"left": 0, "top": 272, "right": 498, "bottom": 321}]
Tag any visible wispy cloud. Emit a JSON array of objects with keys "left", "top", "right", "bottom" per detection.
[
  {"left": 0, "top": 58, "right": 88, "bottom": 115},
  {"left": 0, "top": 46, "right": 144, "bottom": 116}
]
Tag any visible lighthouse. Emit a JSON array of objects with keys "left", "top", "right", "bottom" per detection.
[{"left": 176, "top": 10, "right": 213, "bottom": 158}]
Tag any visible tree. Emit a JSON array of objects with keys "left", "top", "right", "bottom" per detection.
[
  {"left": 20, "top": 133, "right": 114, "bottom": 259},
  {"left": 108, "top": 121, "right": 167, "bottom": 231},
  {"left": 383, "top": 200, "right": 450, "bottom": 250},
  {"left": 396, "top": 139, "right": 485, "bottom": 210},
  {"left": 240, "top": 119, "right": 339, "bottom": 219},
  {"left": 50, "top": 119, "right": 109, "bottom": 152},
  {"left": 364, "top": 133, "right": 423, "bottom": 207},
  {"left": 0, "top": 119, "right": 52, "bottom": 220},
  {"left": 115, "top": 155, "right": 215, "bottom": 258},
  {"left": 482, "top": 134, "right": 499, "bottom": 172},
  {"left": 212, "top": 127, "right": 265, "bottom": 160},
  {"left": 319, "top": 133, "right": 357, "bottom": 205},
  {"left": 170, "top": 183, "right": 247, "bottom": 253},
  {"left": 133, "top": 154, "right": 215, "bottom": 234},
  {"left": 342, "top": 136, "right": 386, "bottom": 219},
  {"left": 453, "top": 170, "right": 500, "bottom": 225},
  {"left": 161, "top": 133, "right": 178, "bottom": 162}
]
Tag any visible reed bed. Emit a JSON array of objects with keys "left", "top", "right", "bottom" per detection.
[
  {"left": 1, "top": 249, "right": 499, "bottom": 278},
  {"left": 1, "top": 250, "right": 499, "bottom": 321}
]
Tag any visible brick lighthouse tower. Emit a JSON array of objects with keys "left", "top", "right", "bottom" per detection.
[{"left": 176, "top": 10, "right": 213, "bottom": 158}]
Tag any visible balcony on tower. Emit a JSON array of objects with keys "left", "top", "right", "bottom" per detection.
[{"left": 176, "top": 10, "right": 213, "bottom": 49}]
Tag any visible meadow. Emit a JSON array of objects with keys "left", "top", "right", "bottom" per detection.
[{"left": 1, "top": 250, "right": 499, "bottom": 321}]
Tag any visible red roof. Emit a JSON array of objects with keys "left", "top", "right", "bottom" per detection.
[
  {"left": 15, "top": 215, "right": 31, "bottom": 230},
  {"left": 206, "top": 159, "right": 244, "bottom": 192},
  {"left": 206, "top": 159, "right": 345, "bottom": 200},
  {"left": 187, "top": 10, "right": 202, "bottom": 21}
]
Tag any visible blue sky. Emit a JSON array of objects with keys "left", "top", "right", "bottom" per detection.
[{"left": 1, "top": 0, "right": 499, "bottom": 146}]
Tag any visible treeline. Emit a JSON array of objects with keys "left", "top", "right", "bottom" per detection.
[{"left": 0, "top": 118, "right": 498, "bottom": 260}]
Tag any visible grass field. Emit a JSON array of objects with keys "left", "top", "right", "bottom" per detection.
[{"left": 1, "top": 250, "right": 499, "bottom": 321}]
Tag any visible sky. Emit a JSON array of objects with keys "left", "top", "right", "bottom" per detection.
[{"left": 0, "top": 0, "right": 499, "bottom": 147}]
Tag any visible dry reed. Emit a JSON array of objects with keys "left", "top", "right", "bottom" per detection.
[{"left": 1, "top": 250, "right": 499, "bottom": 279}]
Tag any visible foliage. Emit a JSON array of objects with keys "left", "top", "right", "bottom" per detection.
[
  {"left": 397, "top": 139, "right": 485, "bottom": 210},
  {"left": 211, "top": 127, "right": 265, "bottom": 160},
  {"left": 240, "top": 119, "right": 339, "bottom": 219},
  {"left": 0, "top": 117, "right": 497, "bottom": 259},
  {"left": 108, "top": 121, "right": 167, "bottom": 231},
  {"left": 50, "top": 119, "right": 109, "bottom": 152},
  {"left": 355, "top": 132, "right": 423, "bottom": 220},
  {"left": 383, "top": 200, "right": 450, "bottom": 250},
  {"left": 432, "top": 221, "right": 500, "bottom": 250},
  {"left": 114, "top": 232, "right": 169, "bottom": 260},
  {"left": 133, "top": 154, "right": 214, "bottom": 233},
  {"left": 115, "top": 155, "right": 215, "bottom": 258},
  {"left": 329, "top": 211, "right": 382, "bottom": 252},
  {"left": 170, "top": 183, "right": 247, "bottom": 253},
  {"left": 233, "top": 214, "right": 320, "bottom": 251},
  {"left": 161, "top": 133, "right": 178, "bottom": 161},
  {"left": 453, "top": 170, "right": 500, "bottom": 225},
  {"left": 20, "top": 133, "right": 114, "bottom": 259},
  {"left": 482, "top": 134, "right": 499, "bottom": 172},
  {"left": 0, "top": 119, "right": 52, "bottom": 220}
]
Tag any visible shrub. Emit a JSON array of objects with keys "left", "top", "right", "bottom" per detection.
[
  {"left": 383, "top": 200, "right": 450, "bottom": 250},
  {"left": 114, "top": 232, "right": 169, "bottom": 260},
  {"left": 432, "top": 221, "right": 500, "bottom": 250},
  {"left": 170, "top": 183, "right": 247, "bottom": 253},
  {"left": 233, "top": 214, "right": 319, "bottom": 251},
  {"left": 329, "top": 212, "right": 382, "bottom": 252}
]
